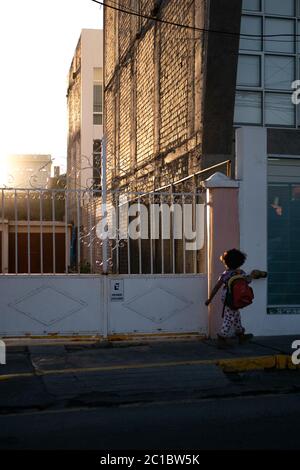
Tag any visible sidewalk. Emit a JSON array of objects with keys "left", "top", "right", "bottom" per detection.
[
  {"left": 2, "top": 334, "right": 299, "bottom": 373},
  {"left": 0, "top": 335, "right": 299, "bottom": 414}
]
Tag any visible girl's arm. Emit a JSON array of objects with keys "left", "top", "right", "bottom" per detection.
[{"left": 205, "top": 279, "right": 223, "bottom": 306}]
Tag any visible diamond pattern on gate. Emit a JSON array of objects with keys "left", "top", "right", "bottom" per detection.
[
  {"left": 8, "top": 285, "right": 88, "bottom": 326},
  {"left": 123, "top": 286, "right": 192, "bottom": 324}
]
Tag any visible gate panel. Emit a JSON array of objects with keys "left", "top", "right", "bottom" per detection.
[
  {"left": 108, "top": 274, "right": 208, "bottom": 335},
  {"left": 0, "top": 276, "right": 104, "bottom": 336}
]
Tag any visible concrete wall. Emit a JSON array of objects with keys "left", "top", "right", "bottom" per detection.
[
  {"left": 201, "top": 0, "right": 242, "bottom": 168},
  {"left": 236, "top": 126, "right": 300, "bottom": 336}
]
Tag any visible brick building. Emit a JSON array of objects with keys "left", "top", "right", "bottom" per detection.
[
  {"left": 104, "top": 0, "right": 241, "bottom": 194},
  {"left": 103, "top": 0, "right": 241, "bottom": 274}
]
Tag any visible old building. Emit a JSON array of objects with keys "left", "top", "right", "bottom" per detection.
[
  {"left": 104, "top": 0, "right": 241, "bottom": 194},
  {"left": 103, "top": 0, "right": 241, "bottom": 274},
  {"left": 67, "top": 29, "right": 104, "bottom": 191}
]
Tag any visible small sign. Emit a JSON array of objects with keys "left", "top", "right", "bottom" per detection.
[{"left": 111, "top": 280, "right": 124, "bottom": 301}]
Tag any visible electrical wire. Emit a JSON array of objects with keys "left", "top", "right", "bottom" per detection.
[{"left": 92, "top": 0, "right": 300, "bottom": 39}]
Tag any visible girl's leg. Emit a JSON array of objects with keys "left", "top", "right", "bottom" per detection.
[
  {"left": 233, "top": 311, "right": 253, "bottom": 343},
  {"left": 233, "top": 310, "right": 245, "bottom": 336},
  {"left": 220, "top": 307, "right": 235, "bottom": 338}
]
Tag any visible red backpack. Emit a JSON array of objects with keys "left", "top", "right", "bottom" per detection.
[{"left": 225, "top": 274, "right": 254, "bottom": 310}]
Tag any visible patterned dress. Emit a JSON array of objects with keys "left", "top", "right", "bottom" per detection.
[{"left": 218, "top": 269, "right": 246, "bottom": 338}]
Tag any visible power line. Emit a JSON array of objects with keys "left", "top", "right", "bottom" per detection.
[{"left": 92, "top": 0, "right": 300, "bottom": 39}]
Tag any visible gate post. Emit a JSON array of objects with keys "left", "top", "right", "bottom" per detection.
[{"left": 204, "top": 172, "right": 240, "bottom": 338}]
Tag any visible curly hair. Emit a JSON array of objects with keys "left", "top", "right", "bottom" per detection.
[{"left": 220, "top": 249, "right": 247, "bottom": 270}]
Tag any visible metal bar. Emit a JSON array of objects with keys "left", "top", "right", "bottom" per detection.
[
  {"left": 116, "top": 192, "right": 120, "bottom": 274},
  {"left": 182, "top": 194, "right": 186, "bottom": 274},
  {"left": 171, "top": 188, "right": 175, "bottom": 274},
  {"left": 27, "top": 190, "right": 31, "bottom": 274},
  {"left": 52, "top": 191, "right": 56, "bottom": 274},
  {"left": 193, "top": 189, "right": 197, "bottom": 274},
  {"left": 89, "top": 192, "right": 93, "bottom": 271},
  {"left": 39, "top": 191, "right": 43, "bottom": 274},
  {"left": 160, "top": 193, "right": 164, "bottom": 274},
  {"left": 150, "top": 193, "right": 153, "bottom": 275},
  {"left": 14, "top": 190, "right": 18, "bottom": 274},
  {"left": 127, "top": 199, "right": 131, "bottom": 275},
  {"left": 1, "top": 189, "right": 4, "bottom": 274},
  {"left": 101, "top": 136, "right": 109, "bottom": 274},
  {"left": 114, "top": 160, "right": 231, "bottom": 198},
  {"left": 138, "top": 196, "right": 142, "bottom": 274},
  {"left": 226, "top": 160, "right": 232, "bottom": 178},
  {"left": 77, "top": 190, "right": 81, "bottom": 274},
  {"left": 65, "top": 190, "right": 68, "bottom": 274}
]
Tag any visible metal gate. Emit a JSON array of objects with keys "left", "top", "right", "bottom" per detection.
[{"left": 0, "top": 186, "right": 208, "bottom": 337}]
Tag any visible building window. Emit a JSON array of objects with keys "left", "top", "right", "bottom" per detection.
[
  {"left": 240, "top": 15, "right": 262, "bottom": 51},
  {"left": 265, "top": 0, "right": 295, "bottom": 17},
  {"left": 265, "top": 18, "right": 295, "bottom": 54},
  {"left": 237, "top": 54, "right": 261, "bottom": 87},
  {"left": 93, "top": 68, "right": 103, "bottom": 125},
  {"left": 234, "top": 91, "right": 262, "bottom": 124},
  {"left": 265, "top": 92, "right": 295, "bottom": 126},
  {"left": 236, "top": 0, "right": 300, "bottom": 128},
  {"left": 93, "top": 140, "right": 102, "bottom": 191},
  {"left": 268, "top": 159, "right": 300, "bottom": 312},
  {"left": 242, "top": 0, "right": 261, "bottom": 12},
  {"left": 265, "top": 55, "right": 295, "bottom": 90}
]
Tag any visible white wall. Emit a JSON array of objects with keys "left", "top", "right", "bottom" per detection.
[{"left": 236, "top": 126, "right": 300, "bottom": 336}]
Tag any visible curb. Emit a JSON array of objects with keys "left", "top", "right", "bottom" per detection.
[
  {"left": 0, "top": 354, "right": 299, "bottom": 383},
  {"left": 217, "top": 354, "right": 300, "bottom": 372}
]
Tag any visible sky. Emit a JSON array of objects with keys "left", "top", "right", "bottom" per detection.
[{"left": 0, "top": 0, "right": 103, "bottom": 174}]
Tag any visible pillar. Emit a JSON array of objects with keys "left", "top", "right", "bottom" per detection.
[{"left": 204, "top": 172, "right": 240, "bottom": 338}]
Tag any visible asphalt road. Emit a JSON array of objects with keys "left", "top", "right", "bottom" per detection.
[{"left": 0, "top": 392, "right": 299, "bottom": 450}]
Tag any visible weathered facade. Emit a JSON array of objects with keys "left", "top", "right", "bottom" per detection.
[
  {"left": 104, "top": 0, "right": 242, "bottom": 193},
  {"left": 67, "top": 29, "right": 104, "bottom": 191}
]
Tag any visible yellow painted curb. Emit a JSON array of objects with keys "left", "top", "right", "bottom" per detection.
[
  {"left": 218, "top": 356, "right": 276, "bottom": 372},
  {"left": 218, "top": 354, "right": 300, "bottom": 372}
]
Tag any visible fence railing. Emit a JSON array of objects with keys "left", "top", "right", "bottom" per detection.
[{"left": 0, "top": 187, "right": 206, "bottom": 276}]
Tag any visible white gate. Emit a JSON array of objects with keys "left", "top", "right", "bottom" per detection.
[
  {"left": 0, "top": 187, "right": 208, "bottom": 337},
  {"left": 108, "top": 274, "right": 207, "bottom": 335},
  {"left": 0, "top": 276, "right": 104, "bottom": 337},
  {"left": 0, "top": 274, "right": 206, "bottom": 337}
]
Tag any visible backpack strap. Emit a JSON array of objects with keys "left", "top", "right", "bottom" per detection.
[{"left": 227, "top": 274, "right": 247, "bottom": 292}]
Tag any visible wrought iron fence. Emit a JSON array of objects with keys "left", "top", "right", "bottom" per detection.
[{"left": 0, "top": 187, "right": 206, "bottom": 275}]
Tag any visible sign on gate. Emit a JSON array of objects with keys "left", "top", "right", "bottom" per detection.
[{"left": 111, "top": 280, "right": 124, "bottom": 301}]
